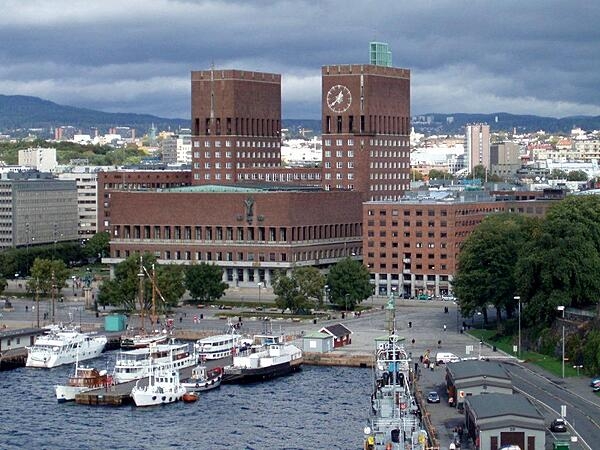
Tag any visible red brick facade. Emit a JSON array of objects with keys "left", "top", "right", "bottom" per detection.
[{"left": 321, "top": 65, "right": 411, "bottom": 200}]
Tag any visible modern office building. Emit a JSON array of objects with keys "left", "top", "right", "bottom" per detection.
[
  {"left": 465, "top": 124, "right": 490, "bottom": 172},
  {"left": 0, "top": 172, "right": 78, "bottom": 251},
  {"left": 18, "top": 147, "right": 58, "bottom": 173}
]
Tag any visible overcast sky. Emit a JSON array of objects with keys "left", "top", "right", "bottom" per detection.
[{"left": 1, "top": 0, "right": 599, "bottom": 120}]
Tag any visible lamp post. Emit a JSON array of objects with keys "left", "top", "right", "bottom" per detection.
[
  {"left": 25, "top": 222, "right": 30, "bottom": 275},
  {"left": 515, "top": 296, "right": 521, "bottom": 358},
  {"left": 557, "top": 305, "right": 565, "bottom": 379},
  {"left": 324, "top": 285, "right": 329, "bottom": 305}
]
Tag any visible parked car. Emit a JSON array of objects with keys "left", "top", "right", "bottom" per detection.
[
  {"left": 590, "top": 377, "right": 600, "bottom": 391},
  {"left": 426, "top": 391, "right": 440, "bottom": 403},
  {"left": 441, "top": 294, "right": 456, "bottom": 301},
  {"left": 550, "top": 418, "right": 567, "bottom": 433}
]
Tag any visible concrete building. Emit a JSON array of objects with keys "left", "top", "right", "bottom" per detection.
[
  {"left": 57, "top": 168, "right": 100, "bottom": 237},
  {"left": 161, "top": 133, "right": 192, "bottom": 164},
  {"left": 18, "top": 147, "right": 57, "bottom": 172},
  {"left": 465, "top": 124, "right": 490, "bottom": 172},
  {"left": 465, "top": 393, "right": 546, "bottom": 450},
  {"left": 0, "top": 173, "right": 78, "bottom": 251},
  {"left": 490, "top": 141, "right": 521, "bottom": 178}
]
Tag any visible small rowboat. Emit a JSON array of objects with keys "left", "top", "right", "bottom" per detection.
[{"left": 182, "top": 392, "right": 199, "bottom": 403}]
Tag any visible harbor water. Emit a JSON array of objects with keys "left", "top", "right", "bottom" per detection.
[{"left": 0, "top": 351, "right": 371, "bottom": 449}]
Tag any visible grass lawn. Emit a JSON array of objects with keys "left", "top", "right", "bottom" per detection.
[{"left": 468, "top": 329, "right": 578, "bottom": 378}]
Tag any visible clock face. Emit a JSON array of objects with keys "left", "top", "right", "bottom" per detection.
[{"left": 326, "top": 84, "right": 352, "bottom": 113}]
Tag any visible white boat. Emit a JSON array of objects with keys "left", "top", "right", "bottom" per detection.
[
  {"left": 120, "top": 331, "right": 168, "bottom": 349},
  {"left": 181, "top": 365, "right": 223, "bottom": 392},
  {"left": 195, "top": 322, "right": 249, "bottom": 360},
  {"left": 55, "top": 363, "right": 111, "bottom": 402},
  {"left": 26, "top": 324, "right": 107, "bottom": 369},
  {"left": 131, "top": 364, "right": 186, "bottom": 407},
  {"left": 222, "top": 333, "right": 303, "bottom": 384},
  {"left": 113, "top": 340, "right": 198, "bottom": 384}
]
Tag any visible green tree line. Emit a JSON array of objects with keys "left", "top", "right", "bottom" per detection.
[{"left": 453, "top": 195, "right": 600, "bottom": 374}]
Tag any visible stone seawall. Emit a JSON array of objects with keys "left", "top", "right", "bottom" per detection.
[{"left": 303, "top": 351, "right": 373, "bottom": 368}]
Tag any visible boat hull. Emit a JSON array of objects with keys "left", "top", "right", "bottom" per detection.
[
  {"left": 26, "top": 337, "right": 107, "bottom": 369},
  {"left": 181, "top": 375, "right": 222, "bottom": 392},
  {"left": 131, "top": 385, "right": 186, "bottom": 407},
  {"left": 221, "top": 359, "right": 302, "bottom": 384}
]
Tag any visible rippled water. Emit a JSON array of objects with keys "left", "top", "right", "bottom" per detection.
[{"left": 0, "top": 351, "right": 371, "bottom": 450}]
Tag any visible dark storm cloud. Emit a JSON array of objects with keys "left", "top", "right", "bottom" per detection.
[{"left": 0, "top": 0, "right": 598, "bottom": 119}]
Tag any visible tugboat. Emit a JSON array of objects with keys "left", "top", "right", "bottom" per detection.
[{"left": 363, "top": 296, "right": 429, "bottom": 450}]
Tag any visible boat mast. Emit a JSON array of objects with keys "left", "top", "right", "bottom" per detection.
[
  {"left": 138, "top": 256, "right": 145, "bottom": 333},
  {"left": 151, "top": 264, "right": 157, "bottom": 328}
]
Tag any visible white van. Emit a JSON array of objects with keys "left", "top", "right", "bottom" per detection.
[{"left": 435, "top": 352, "right": 461, "bottom": 364}]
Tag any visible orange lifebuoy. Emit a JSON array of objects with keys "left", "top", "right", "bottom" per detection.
[{"left": 400, "top": 402, "right": 407, "bottom": 410}]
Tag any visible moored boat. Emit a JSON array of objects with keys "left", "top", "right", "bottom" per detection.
[
  {"left": 130, "top": 364, "right": 186, "bottom": 407},
  {"left": 120, "top": 331, "right": 168, "bottom": 349},
  {"left": 113, "top": 339, "right": 198, "bottom": 383},
  {"left": 181, "top": 365, "right": 223, "bottom": 392},
  {"left": 26, "top": 324, "right": 107, "bottom": 369},
  {"left": 195, "top": 321, "right": 249, "bottom": 360},
  {"left": 55, "top": 364, "right": 111, "bottom": 402},
  {"left": 363, "top": 297, "right": 429, "bottom": 450},
  {"left": 222, "top": 333, "right": 303, "bottom": 384}
]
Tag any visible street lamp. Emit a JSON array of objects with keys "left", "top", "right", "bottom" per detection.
[
  {"left": 557, "top": 305, "right": 565, "bottom": 379},
  {"left": 515, "top": 296, "right": 521, "bottom": 358},
  {"left": 324, "top": 285, "right": 329, "bottom": 305}
]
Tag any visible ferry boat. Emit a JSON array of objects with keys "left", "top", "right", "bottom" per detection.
[
  {"left": 131, "top": 364, "right": 186, "bottom": 407},
  {"left": 363, "top": 297, "right": 429, "bottom": 449},
  {"left": 221, "top": 333, "right": 303, "bottom": 384},
  {"left": 112, "top": 340, "right": 198, "bottom": 384},
  {"left": 26, "top": 325, "right": 107, "bottom": 369},
  {"left": 195, "top": 322, "right": 248, "bottom": 360}
]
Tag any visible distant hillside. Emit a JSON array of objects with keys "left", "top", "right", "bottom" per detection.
[
  {"left": 412, "top": 112, "right": 600, "bottom": 134},
  {"left": 0, "top": 95, "right": 189, "bottom": 135},
  {"left": 1, "top": 94, "right": 599, "bottom": 137}
]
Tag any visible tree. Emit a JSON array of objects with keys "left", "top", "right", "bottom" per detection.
[
  {"left": 97, "top": 253, "right": 158, "bottom": 311},
  {"left": 0, "top": 277, "right": 7, "bottom": 296},
  {"left": 516, "top": 195, "right": 600, "bottom": 326},
  {"left": 550, "top": 169, "right": 567, "bottom": 180},
  {"left": 83, "top": 231, "right": 110, "bottom": 259},
  {"left": 428, "top": 169, "right": 452, "bottom": 181},
  {"left": 410, "top": 170, "right": 424, "bottom": 181},
  {"left": 453, "top": 213, "right": 534, "bottom": 327},
  {"left": 272, "top": 271, "right": 306, "bottom": 313},
  {"left": 184, "top": 263, "right": 228, "bottom": 304},
  {"left": 27, "top": 258, "right": 69, "bottom": 297},
  {"left": 271, "top": 267, "right": 326, "bottom": 313},
  {"left": 326, "top": 258, "right": 372, "bottom": 310},
  {"left": 155, "top": 265, "right": 185, "bottom": 309},
  {"left": 567, "top": 170, "right": 588, "bottom": 182}
]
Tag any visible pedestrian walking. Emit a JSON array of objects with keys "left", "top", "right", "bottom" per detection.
[{"left": 443, "top": 324, "right": 447, "bottom": 332}]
